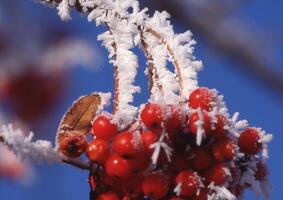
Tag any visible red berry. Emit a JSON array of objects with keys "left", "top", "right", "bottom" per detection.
[
  {"left": 189, "top": 87, "right": 216, "bottom": 111},
  {"left": 238, "top": 128, "right": 261, "bottom": 155},
  {"left": 141, "top": 130, "right": 159, "bottom": 155},
  {"left": 169, "top": 197, "right": 185, "bottom": 200},
  {"left": 85, "top": 138, "right": 110, "bottom": 164},
  {"left": 142, "top": 173, "right": 169, "bottom": 199},
  {"left": 204, "top": 164, "right": 227, "bottom": 185},
  {"left": 166, "top": 105, "right": 185, "bottom": 138},
  {"left": 92, "top": 115, "right": 117, "bottom": 140},
  {"left": 141, "top": 103, "right": 164, "bottom": 130},
  {"left": 191, "top": 148, "right": 213, "bottom": 171},
  {"left": 97, "top": 191, "right": 120, "bottom": 200},
  {"left": 254, "top": 161, "right": 268, "bottom": 181},
  {"left": 105, "top": 154, "right": 133, "bottom": 180},
  {"left": 112, "top": 131, "right": 140, "bottom": 158},
  {"left": 175, "top": 170, "right": 201, "bottom": 197},
  {"left": 211, "top": 114, "right": 228, "bottom": 139},
  {"left": 188, "top": 111, "right": 211, "bottom": 136},
  {"left": 212, "top": 138, "right": 234, "bottom": 162},
  {"left": 59, "top": 131, "right": 87, "bottom": 158}
]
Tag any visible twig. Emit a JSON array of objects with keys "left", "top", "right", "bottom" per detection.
[
  {"left": 39, "top": 0, "right": 184, "bottom": 96},
  {"left": 105, "top": 23, "right": 119, "bottom": 114},
  {"left": 0, "top": 136, "right": 92, "bottom": 172},
  {"left": 139, "top": 26, "right": 162, "bottom": 93},
  {"left": 146, "top": 28, "right": 184, "bottom": 95},
  {"left": 62, "top": 158, "right": 91, "bottom": 171},
  {"left": 146, "top": 0, "right": 283, "bottom": 97}
]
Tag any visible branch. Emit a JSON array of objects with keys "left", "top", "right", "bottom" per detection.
[
  {"left": 62, "top": 158, "right": 91, "bottom": 171},
  {"left": 39, "top": 0, "right": 185, "bottom": 97},
  {"left": 146, "top": 0, "right": 283, "bottom": 96},
  {"left": 139, "top": 26, "right": 162, "bottom": 93},
  {"left": 0, "top": 125, "right": 92, "bottom": 172},
  {"left": 105, "top": 24, "right": 119, "bottom": 114},
  {"left": 146, "top": 28, "right": 184, "bottom": 96}
]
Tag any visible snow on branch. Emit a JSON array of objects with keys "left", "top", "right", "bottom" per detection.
[
  {"left": 0, "top": 124, "right": 92, "bottom": 171},
  {"left": 39, "top": 0, "right": 201, "bottom": 104},
  {"left": 143, "top": 31, "right": 179, "bottom": 104},
  {"left": 0, "top": 124, "right": 60, "bottom": 163}
]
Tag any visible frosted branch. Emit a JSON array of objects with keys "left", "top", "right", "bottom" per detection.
[{"left": 0, "top": 124, "right": 92, "bottom": 171}]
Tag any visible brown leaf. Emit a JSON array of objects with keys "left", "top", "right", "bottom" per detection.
[{"left": 57, "top": 93, "right": 101, "bottom": 145}]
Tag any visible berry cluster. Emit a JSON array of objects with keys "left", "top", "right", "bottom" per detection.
[{"left": 59, "top": 87, "right": 270, "bottom": 200}]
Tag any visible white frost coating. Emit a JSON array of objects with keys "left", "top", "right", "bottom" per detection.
[
  {"left": 174, "top": 182, "right": 182, "bottom": 196},
  {"left": 195, "top": 108, "right": 205, "bottom": 146},
  {"left": 170, "top": 31, "right": 203, "bottom": 98},
  {"left": 241, "top": 169, "right": 263, "bottom": 196},
  {"left": 144, "top": 33, "right": 180, "bottom": 104},
  {"left": 99, "top": 18, "right": 141, "bottom": 128},
  {"left": 57, "top": 0, "right": 71, "bottom": 21},
  {"left": 96, "top": 92, "right": 112, "bottom": 113},
  {"left": 228, "top": 112, "right": 249, "bottom": 137},
  {"left": 113, "top": 46, "right": 140, "bottom": 128},
  {"left": 258, "top": 129, "right": 273, "bottom": 160},
  {"left": 146, "top": 11, "right": 174, "bottom": 41},
  {"left": 213, "top": 186, "right": 237, "bottom": 200},
  {"left": 131, "top": 130, "right": 142, "bottom": 150},
  {"left": 150, "top": 132, "right": 173, "bottom": 165},
  {"left": 0, "top": 125, "right": 61, "bottom": 163}
]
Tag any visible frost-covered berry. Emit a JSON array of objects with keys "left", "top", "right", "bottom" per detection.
[
  {"left": 141, "top": 130, "right": 159, "bottom": 155},
  {"left": 59, "top": 131, "right": 87, "bottom": 158},
  {"left": 238, "top": 128, "right": 261, "bottom": 155},
  {"left": 166, "top": 105, "right": 185, "bottom": 138},
  {"left": 86, "top": 138, "right": 110, "bottom": 164},
  {"left": 175, "top": 170, "right": 201, "bottom": 197},
  {"left": 211, "top": 114, "right": 228, "bottom": 139},
  {"left": 188, "top": 111, "right": 211, "bottom": 136},
  {"left": 189, "top": 87, "right": 216, "bottom": 111},
  {"left": 92, "top": 115, "right": 117, "bottom": 140},
  {"left": 141, "top": 103, "right": 164, "bottom": 130}
]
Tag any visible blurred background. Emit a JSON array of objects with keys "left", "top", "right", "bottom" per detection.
[{"left": 0, "top": 0, "right": 282, "bottom": 199}]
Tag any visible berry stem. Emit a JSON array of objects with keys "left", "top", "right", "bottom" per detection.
[
  {"left": 40, "top": 0, "right": 184, "bottom": 96},
  {"left": 105, "top": 23, "right": 119, "bottom": 114},
  {"left": 139, "top": 26, "right": 162, "bottom": 94},
  {"left": 62, "top": 158, "right": 92, "bottom": 171},
  {"left": 146, "top": 28, "right": 184, "bottom": 96}
]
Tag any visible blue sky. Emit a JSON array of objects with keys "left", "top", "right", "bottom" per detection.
[{"left": 0, "top": 1, "right": 282, "bottom": 199}]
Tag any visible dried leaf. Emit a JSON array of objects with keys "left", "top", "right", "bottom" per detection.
[{"left": 57, "top": 93, "right": 101, "bottom": 145}]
